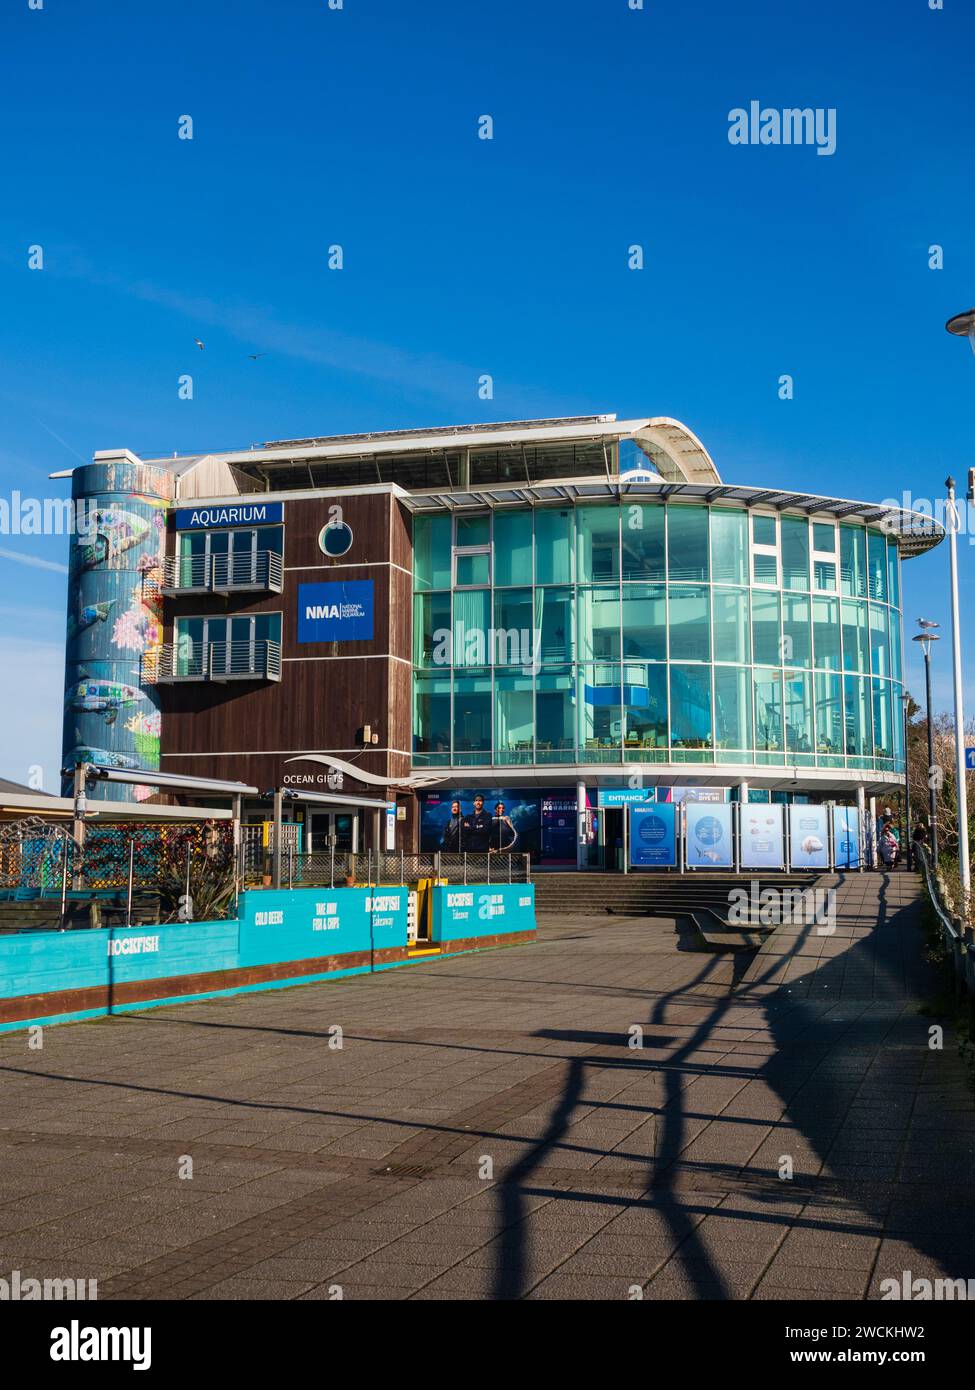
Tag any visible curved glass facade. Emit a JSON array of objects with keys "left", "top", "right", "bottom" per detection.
[{"left": 412, "top": 503, "right": 905, "bottom": 775}]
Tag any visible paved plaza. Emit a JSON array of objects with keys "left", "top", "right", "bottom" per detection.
[{"left": 1, "top": 871, "right": 973, "bottom": 1301}]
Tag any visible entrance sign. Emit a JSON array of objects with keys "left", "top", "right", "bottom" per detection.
[
  {"left": 685, "top": 802, "right": 733, "bottom": 868},
  {"left": 741, "top": 804, "right": 785, "bottom": 869},
  {"left": 600, "top": 788, "right": 655, "bottom": 808},
  {"left": 789, "top": 806, "right": 830, "bottom": 869},
  {"left": 629, "top": 804, "right": 676, "bottom": 867},
  {"left": 832, "top": 806, "right": 860, "bottom": 869}
]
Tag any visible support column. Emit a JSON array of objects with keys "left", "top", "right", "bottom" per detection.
[
  {"left": 576, "top": 780, "right": 587, "bottom": 870},
  {"left": 272, "top": 789, "right": 283, "bottom": 889},
  {"left": 868, "top": 795, "right": 877, "bottom": 869},
  {"left": 856, "top": 785, "right": 866, "bottom": 874},
  {"left": 71, "top": 762, "right": 87, "bottom": 890}
]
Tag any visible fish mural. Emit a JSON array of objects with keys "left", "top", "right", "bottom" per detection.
[
  {"left": 66, "top": 600, "right": 115, "bottom": 639},
  {"left": 67, "top": 675, "right": 145, "bottom": 725},
  {"left": 69, "top": 745, "right": 142, "bottom": 771},
  {"left": 74, "top": 509, "right": 152, "bottom": 572}
]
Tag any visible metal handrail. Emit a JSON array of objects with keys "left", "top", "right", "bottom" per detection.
[
  {"left": 162, "top": 550, "right": 283, "bottom": 593},
  {"left": 153, "top": 638, "right": 281, "bottom": 681}
]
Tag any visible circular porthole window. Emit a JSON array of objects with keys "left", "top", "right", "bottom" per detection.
[{"left": 318, "top": 522, "right": 353, "bottom": 557}]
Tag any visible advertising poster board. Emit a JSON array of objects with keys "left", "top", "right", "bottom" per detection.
[
  {"left": 832, "top": 806, "right": 860, "bottom": 869},
  {"left": 684, "top": 802, "right": 733, "bottom": 868},
  {"left": 789, "top": 806, "right": 830, "bottom": 870},
  {"left": 740, "top": 803, "right": 785, "bottom": 869},
  {"left": 629, "top": 804, "right": 677, "bottom": 868}
]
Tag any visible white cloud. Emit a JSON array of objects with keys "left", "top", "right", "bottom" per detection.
[{"left": 0, "top": 547, "right": 69, "bottom": 574}]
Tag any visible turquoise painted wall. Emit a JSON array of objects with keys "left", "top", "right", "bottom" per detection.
[
  {"left": 239, "top": 886, "right": 408, "bottom": 965},
  {"left": 431, "top": 883, "right": 536, "bottom": 942}
]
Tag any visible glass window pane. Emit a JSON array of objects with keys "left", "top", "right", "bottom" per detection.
[
  {"left": 456, "top": 552, "right": 490, "bottom": 587},
  {"left": 456, "top": 514, "right": 489, "bottom": 547},
  {"left": 413, "top": 514, "right": 451, "bottom": 591},
  {"left": 840, "top": 525, "right": 867, "bottom": 598},
  {"left": 868, "top": 531, "right": 888, "bottom": 602},
  {"left": 752, "top": 514, "right": 777, "bottom": 547},
  {"left": 536, "top": 667, "right": 575, "bottom": 755},
  {"left": 578, "top": 585, "right": 621, "bottom": 661},
  {"left": 752, "top": 550, "right": 778, "bottom": 586},
  {"left": 493, "top": 511, "right": 533, "bottom": 586},
  {"left": 887, "top": 539, "right": 900, "bottom": 609},
  {"left": 814, "top": 672, "right": 843, "bottom": 757},
  {"left": 714, "top": 666, "right": 751, "bottom": 750},
  {"left": 783, "top": 594, "right": 811, "bottom": 667},
  {"left": 578, "top": 664, "right": 622, "bottom": 750},
  {"left": 621, "top": 584, "right": 665, "bottom": 660},
  {"left": 534, "top": 509, "right": 574, "bottom": 584},
  {"left": 813, "top": 556, "right": 837, "bottom": 591},
  {"left": 493, "top": 589, "right": 534, "bottom": 666},
  {"left": 413, "top": 591, "right": 451, "bottom": 666},
  {"left": 535, "top": 586, "right": 574, "bottom": 663},
  {"left": 576, "top": 506, "right": 620, "bottom": 582},
  {"left": 413, "top": 673, "right": 451, "bottom": 757},
  {"left": 890, "top": 612, "right": 902, "bottom": 683},
  {"left": 670, "top": 665, "right": 712, "bottom": 748},
  {"left": 453, "top": 669, "right": 492, "bottom": 754},
  {"left": 752, "top": 590, "right": 782, "bottom": 666},
  {"left": 843, "top": 674, "right": 872, "bottom": 757},
  {"left": 710, "top": 509, "right": 748, "bottom": 585},
  {"left": 872, "top": 678, "right": 893, "bottom": 759},
  {"left": 622, "top": 663, "right": 668, "bottom": 747},
  {"left": 620, "top": 504, "right": 665, "bottom": 580},
  {"left": 784, "top": 671, "right": 813, "bottom": 753},
  {"left": 812, "top": 522, "right": 836, "bottom": 553},
  {"left": 841, "top": 600, "right": 869, "bottom": 672},
  {"left": 812, "top": 596, "right": 841, "bottom": 669},
  {"left": 781, "top": 516, "right": 810, "bottom": 591},
  {"left": 869, "top": 605, "right": 890, "bottom": 677},
  {"left": 453, "top": 589, "right": 490, "bottom": 666},
  {"left": 713, "top": 587, "right": 750, "bottom": 664},
  {"left": 668, "top": 506, "right": 709, "bottom": 582},
  {"left": 495, "top": 672, "right": 535, "bottom": 760},
  {"left": 668, "top": 585, "right": 710, "bottom": 661},
  {"left": 753, "top": 668, "right": 783, "bottom": 751}
]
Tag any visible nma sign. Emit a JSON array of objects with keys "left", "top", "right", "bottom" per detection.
[{"left": 298, "top": 580, "right": 374, "bottom": 642}]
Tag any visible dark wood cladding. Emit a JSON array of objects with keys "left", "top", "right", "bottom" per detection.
[{"left": 160, "top": 491, "right": 414, "bottom": 808}]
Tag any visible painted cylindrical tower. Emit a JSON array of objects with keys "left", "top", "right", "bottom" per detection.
[{"left": 61, "top": 454, "right": 172, "bottom": 802}]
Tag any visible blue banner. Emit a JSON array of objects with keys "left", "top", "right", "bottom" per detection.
[
  {"left": 789, "top": 806, "right": 830, "bottom": 869},
  {"left": 630, "top": 804, "right": 676, "bottom": 867},
  {"left": 431, "top": 884, "right": 536, "bottom": 942},
  {"left": 741, "top": 804, "right": 785, "bottom": 869},
  {"left": 298, "top": 580, "right": 374, "bottom": 643},
  {"left": 832, "top": 806, "right": 860, "bottom": 869},
  {"left": 685, "top": 802, "right": 734, "bottom": 868},
  {"left": 175, "top": 502, "right": 283, "bottom": 530}
]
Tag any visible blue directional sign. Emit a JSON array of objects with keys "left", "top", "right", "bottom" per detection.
[{"left": 966, "top": 748, "right": 975, "bottom": 771}]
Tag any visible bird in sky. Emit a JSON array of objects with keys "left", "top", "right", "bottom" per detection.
[
  {"left": 193, "top": 338, "right": 205, "bottom": 350},
  {"left": 248, "top": 353, "right": 266, "bottom": 360}
]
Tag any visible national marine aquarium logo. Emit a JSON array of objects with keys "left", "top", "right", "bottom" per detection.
[
  {"left": 62, "top": 464, "right": 169, "bottom": 800},
  {"left": 298, "top": 581, "right": 374, "bottom": 642}
]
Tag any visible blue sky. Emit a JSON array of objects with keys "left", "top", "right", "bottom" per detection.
[{"left": 1, "top": 0, "right": 973, "bottom": 789}]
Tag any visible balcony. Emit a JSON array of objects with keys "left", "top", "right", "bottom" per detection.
[
  {"left": 152, "top": 639, "right": 282, "bottom": 684},
  {"left": 161, "top": 550, "right": 283, "bottom": 596}
]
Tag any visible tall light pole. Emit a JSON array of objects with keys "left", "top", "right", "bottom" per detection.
[
  {"left": 944, "top": 308, "right": 975, "bottom": 900},
  {"left": 912, "top": 624, "right": 940, "bottom": 869}
]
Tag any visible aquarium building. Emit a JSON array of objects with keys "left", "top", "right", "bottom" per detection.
[{"left": 56, "top": 413, "right": 942, "bottom": 866}]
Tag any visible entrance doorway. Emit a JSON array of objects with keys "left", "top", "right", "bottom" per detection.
[
  {"left": 599, "top": 807, "right": 626, "bottom": 870},
  {"left": 309, "top": 811, "right": 358, "bottom": 853}
]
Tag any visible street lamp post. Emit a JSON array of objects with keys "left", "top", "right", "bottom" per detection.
[
  {"left": 943, "top": 309, "right": 975, "bottom": 902},
  {"left": 912, "top": 624, "right": 940, "bottom": 869},
  {"left": 901, "top": 692, "right": 913, "bottom": 870}
]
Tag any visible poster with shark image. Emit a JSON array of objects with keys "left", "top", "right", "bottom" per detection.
[
  {"left": 740, "top": 804, "right": 785, "bottom": 869},
  {"left": 684, "top": 802, "right": 733, "bottom": 868},
  {"left": 789, "top": 806, "right": 831, "bottom": 869}
]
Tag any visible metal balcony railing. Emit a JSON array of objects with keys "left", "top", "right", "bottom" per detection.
[
  {"left": 152, "top": 639, "right": 282, "bottom": 683},
  {"left": 161, "top": 550, "right": 283, "bottom": 595}
]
